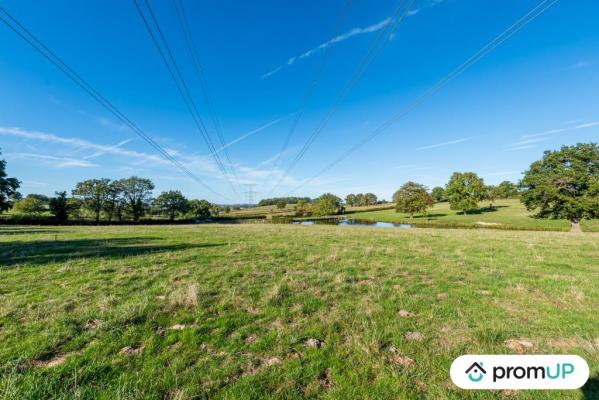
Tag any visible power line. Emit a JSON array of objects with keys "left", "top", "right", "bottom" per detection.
[
  {"left": 267, "top": 0, "right": 416, "bottom": 196},
  {"left": 261, "top": 0, "right": 353, "bottom": 187},
  {"left": 171, "top": 0, "right": 237, "bottom": 181},
  {"left": 291, "top": 0, "right": 561, "bottom": 194},
  {"left": 133, "top": 0, "right": 242, "bottom": 200},
  {"left": 0, "top": 5, "right": 230, "bottom": 201}
]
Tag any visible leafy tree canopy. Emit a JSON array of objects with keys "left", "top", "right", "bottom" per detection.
[
  {"left": 520, "top": 143, "right": 599, "bottom": 223},
  {"left": 12, "top": 195, "right": 46, "bottom": 215},
  {"left": 431, "top": 186, "right": 446, "bottom": 203},
  {"left": 312, "top": 193, "right": 342, "bottom": 216},
  {"left": 445, "top": 172, "right": 486, "bottom": 214},
  {"left": 393, "top": 181, "right": 434, "bottom": 218},
  {"left": 188, "top": 199, "right": 212, "bottom": 219},
  {"left": 0, "top": 149, "right": 21, "bottom": 213},
  {"left": 154, "top": 190, "right": 189, "bottom": 221}
]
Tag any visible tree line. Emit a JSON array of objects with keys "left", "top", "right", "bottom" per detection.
[
  {"left": 1, "top": 168, "right": 219, "bottom": 222},
  {"left": 1, "top": 143, "right": 597, "bottom": 227}
]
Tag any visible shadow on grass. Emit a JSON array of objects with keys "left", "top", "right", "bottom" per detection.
[
  {"left": 582, "top": 375, "right": 599, "bottom": 399},
  {"left": 0, "top": 237, "right": 223, "bottom": 268}
]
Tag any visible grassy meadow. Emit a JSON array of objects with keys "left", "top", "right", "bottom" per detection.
[
  {"left": 348, "top": 199, "right": 599, "bottom": 232},
  {"left": 1, "top": 224, "right": 598, "bottom": 399}
]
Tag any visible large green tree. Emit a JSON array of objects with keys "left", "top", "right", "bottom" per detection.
[
  {"left": 12, "top": 195, "right": 46, "bottom": 215},
  {"left": 312, "top": 193, "right": 342, "bottom": 217},
  {"left": 431, "top": 186, "right": 446, "bottom": 203},
  {"left": 154, "top": 190, "right": 189, "bottom": 221},
  {"left": 496, "top": 181, "right": 518, "bottom": 199},
  {"left": 345, "top": 194, "right": 357, "bottom": 207},
  {"left": 188, "top": 199, "right": 212, "bottom": 219},
  {"left": 49, "top": 191, "right": 71, "bottom": 221},
  {"left": 116, "top": 176, "right": 154, "bottom": 222},
  {"left": 445, "top": 172, "right": 486, "bottom": 215},
  {"left": 363, "top": 192, "right": 378, "bottom": 206},
  {"left": 520, "top": 143, "right": 599, "bottom": 230},
  {"left": 393, "top": 182, "right": 434, "bottom": 218},
  {"left": 72, "top": 178, "right": 111, "bottom": 222},
  {"left": 0, "top": 149, "right": 20, "bottom": 213}
]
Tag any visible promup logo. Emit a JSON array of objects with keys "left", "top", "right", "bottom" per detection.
[
  {"left": 465, "top": 362, "right": 486, "bottom": 382},
  {"left": 451, "top": 355, "right": 589, "bottom": 390}
]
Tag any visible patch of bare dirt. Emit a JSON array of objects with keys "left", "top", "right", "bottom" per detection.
[
  {"left": 404, "top": 331, "right": 425, "bottom": 341},
  {"left": 398, "top": 310, "right": 415, "bottom": 318},
  {"left": 303, "top": 338, "right": 325, "bottom": 348},
  {"left": 388, "top": 346, "right": 415, "bottom": 367},
  {"left": 504, "top": 339, "right": 534, "bottom": 354},
  {"left": 244, "top": 334, "right": 258, "bottom": 344},
  {"left": 317, "top": 368, "right": 335, "bottom": 390},
  {"left": 436, "top": 293, "right": 447, "bottom": 300},
  {"left": 245, "top": 306, "right": 261, "bottom": 314},
  {"left": 30, "top": 353, "right": 70, "bottom": 368},
  {"left": 119, "top": 345, "right": 145, "bottom": 356},
  {"left": 83, "top": 319, "right": 102, "bottom": 331}
]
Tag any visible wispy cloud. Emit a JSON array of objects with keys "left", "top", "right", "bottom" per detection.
[
  {"left": 10, "top": 153, "right": 98, "bottom": 168},
  {"left": 261, "top": 0, "right": 448, "bottom": 79},
  {"left": 569, "top": 60, "right": 593, "bottom": 69},
  {"left": 504, "top": 144, "right": 539, "bottom": 152},
  {"left": 0, "top": 125, "right": 308, "bottom": 195},
  {"left": 261, "top": 17, "right": 392, "bottom": 79},
  {"left": 209, "top": 115, "right": 291, "bottom": 156},
  {"left": 406, "top": 0, "right": 446, "bottom": 16},
  {"left": 520, "top": 119, "right": 599, "bottom": 139},
  {"left": 416, "top": 136, "right": 474, "bottom": 150}
]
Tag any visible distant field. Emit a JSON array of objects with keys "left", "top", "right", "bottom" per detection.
[
  {"left": 1, "top": 224, "right": 598, "bottom": 399},
  {"left": 349, "top": 199, "right": 599, "bottom": 232}
]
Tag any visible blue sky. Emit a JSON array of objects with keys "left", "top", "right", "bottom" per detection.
[{"left": 1, "top": 0, "right": 598, "bottom": 203}]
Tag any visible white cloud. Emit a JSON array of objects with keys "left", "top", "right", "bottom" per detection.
[
  {"left": 520, "top": 120, "right": 599, "bottom": 139},
  {"left": 416, "top": 136, "right": 474, "bottom": 150},
  {"left": 10, "top": 153, "right": 98, "bottom": 168},
  {"left": 261, "top": 17, "right": 392, "bottom": 79},
  {"left": 209, "top": 114, "right": 291, "bottom": 156},
  {"left": 261, "top": 0, "right": 448, "bottom": 78}
]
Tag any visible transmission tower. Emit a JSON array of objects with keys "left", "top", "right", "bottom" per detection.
[{"left": 244, "top": 184, "right": 257, "bottom": 206}]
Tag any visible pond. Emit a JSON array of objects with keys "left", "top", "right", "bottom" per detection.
[{"left": 294, "top": 218, "right": 412, "bottom": 229}]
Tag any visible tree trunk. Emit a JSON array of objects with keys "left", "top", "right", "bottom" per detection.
[{"left": 570, "top": 219, "right": 582, "bottom": 233}]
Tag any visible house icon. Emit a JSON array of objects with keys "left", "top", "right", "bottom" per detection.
[{"left": 465, "top": 362, "right": 487, "bottom": 382}]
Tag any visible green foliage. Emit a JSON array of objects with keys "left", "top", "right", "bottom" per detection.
[
  {"left": 345, "top": 193, "right": 357, "bottom": 206},
  {"left": 312, "top": 193, "right": 342, "bottom": 216},
  {"left": 485, "top": 185, "right": 499, "bottom": 207},
  {"left": 393, "top": 182, "right": 434, "bottom": 218},
  {"left": 72, "top": 178, "right": 111, "bottom": 222},
  {"left": 445, "top": 172, "right": 486, "bottom": 214},
  {"left": 153, "top": 190, "right": 189, "bottom": 221},
  {"left": 257, "top": 197, "right": 310, "bottom": 207},
  {"left": 12, "top": 195, "right": 46, "bottom": 215},
  {"left": 520, "top": 143, "right": 599, "bottom": 222},
  {"left": 0, "top": 149, "right": 21, "bottom": 213},
  {"left": 275, "top": 199, "right": 287, "bottom": 209},
  {"left": 431, "top": 186, "right": 445, "bottom": 202},
  {"left": 496, "top": 180, "right": 519, "bottom": 199},
  {"left": 114, "top": 176, "right": 155, "bottom": 222},
  {"left": 48, "top": 191, "right": 70, "bottom": 221},
  {"left": 346, "top": 192, "right": 377, "bottom": 206},
  {"left": 294, "top": 199, "right": 311, "bottom": 217},
  {"left": 188, "top": 199, "right": 212, "bottom": 219}
]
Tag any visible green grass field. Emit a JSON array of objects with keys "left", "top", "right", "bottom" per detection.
[
  {"left": 1, "top": 224, "right": 598, "bottom": 399},
  {"left": 348, "top": 199, "right": 599, "bottom": 232}
]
